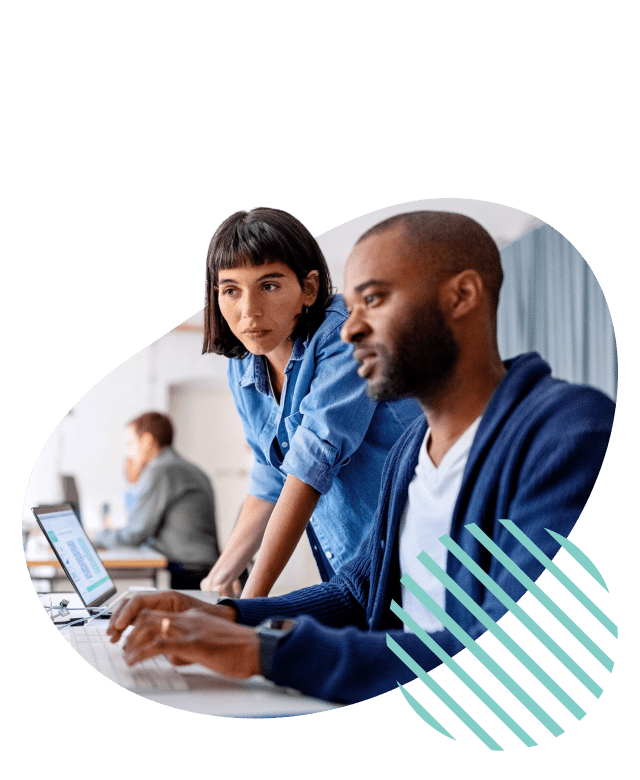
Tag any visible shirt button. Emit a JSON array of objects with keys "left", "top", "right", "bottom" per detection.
[
  {"left": 282, "top": 442, "right": 288, "bottom": 448},
  {"left": 326, "top": 552, "right": 333, "bottom": 559}
]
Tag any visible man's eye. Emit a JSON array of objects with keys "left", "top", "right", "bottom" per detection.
[
  {"left": 263, "top": 283, "right": 278, "bottom": 291},
  {"left": 364, "top": 293, "right": 380, "bottom": 305}
]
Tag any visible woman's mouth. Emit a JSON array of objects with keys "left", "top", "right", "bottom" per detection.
[{"left": 243, "top": 329, "right": 271, "bottom": 339}]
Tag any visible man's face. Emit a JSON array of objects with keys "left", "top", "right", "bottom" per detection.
[
  {"left": 341, "top": 227, "right": 458, "bottom": 403},
  {"left": 125, "top": 425, "right": 154, "bottom": 473}
]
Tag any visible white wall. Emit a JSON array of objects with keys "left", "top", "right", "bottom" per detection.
[
  {"left": 23, "top": 331, "right": 228, "bottom": 533},
  {"left": 316, "top": 197, "right": 544, "bottom": 292}
]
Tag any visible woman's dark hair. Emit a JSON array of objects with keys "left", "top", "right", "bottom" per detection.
[{"left": 203, "top": 207, "right": 334, "bottom": 358}]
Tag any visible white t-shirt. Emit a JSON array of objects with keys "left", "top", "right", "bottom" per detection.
[{"left": 399, "top": 417, "right": 482, "bottom": 633}]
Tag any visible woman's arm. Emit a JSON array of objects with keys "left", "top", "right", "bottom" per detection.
[
  {"left": 241, "top": 474, "right": 321, "bottom": 598},
  {"left": 200, "top": 494, "right": 275, "bottom": 594}
]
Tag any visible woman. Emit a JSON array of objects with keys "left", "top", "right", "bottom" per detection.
[{"left": 200, "top": 207, "right": 420, "bottom": 598}]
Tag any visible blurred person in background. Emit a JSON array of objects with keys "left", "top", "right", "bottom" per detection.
[{"left": 95, "top": 412, "right": 220, "bottom": 589}]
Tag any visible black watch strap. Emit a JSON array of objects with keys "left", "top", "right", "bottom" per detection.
[{"left": 255, "top": 618, "right": 297, "bottom": 677}]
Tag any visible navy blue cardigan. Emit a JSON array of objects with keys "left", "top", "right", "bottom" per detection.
[{"left": 234, "top": 354, "right": 615, "bottom": 704}]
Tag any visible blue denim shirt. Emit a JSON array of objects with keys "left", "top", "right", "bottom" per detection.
[{"left": 228, "top": 295, "right": 422, "bottom": 574}]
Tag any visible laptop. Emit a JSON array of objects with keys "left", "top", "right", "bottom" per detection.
[{"left": 31, "top": 502, "right": 140, "bottom": 615}]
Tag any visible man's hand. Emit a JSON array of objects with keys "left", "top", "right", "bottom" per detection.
[
  {"left": 125, "top": 456, "right": 142, "bottom": 484},
  {"left": 107, "top": 590, "right": 237, "bottom": 643},
  {"left": 122, "top": 608, "right": 261, "bottom": 679}
]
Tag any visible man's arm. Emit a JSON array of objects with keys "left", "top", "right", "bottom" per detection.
[
  {"left": 241, "top": 423, "right": 615, "bottom": 704},
  {"left": 118, "top": 406, "right": 614, "bottom": 705}
]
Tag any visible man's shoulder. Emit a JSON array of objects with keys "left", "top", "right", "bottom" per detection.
[
  {"left": 497, "top": 353, "right": 615, "bottom": 433},
  {"left": 517, "top": 372, "right": 615, "bottom": 433},
  {"left": 150, "top": 449, "right": 211, "bottom": 485}
]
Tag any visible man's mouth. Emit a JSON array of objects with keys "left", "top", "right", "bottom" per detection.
[{"left": 354, "top": 348, "right": 378, "bottom": 379}]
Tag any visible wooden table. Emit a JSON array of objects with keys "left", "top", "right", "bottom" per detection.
[{"left": 26, "top": 541, "right": 168, "bottom": 588}]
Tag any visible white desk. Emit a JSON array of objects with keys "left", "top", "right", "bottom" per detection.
[{"left": 48, "top": 591, "right": 339, "bottom": 718}]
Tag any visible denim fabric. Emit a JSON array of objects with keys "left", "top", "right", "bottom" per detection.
[{"left": 228, "top": 295, "right": 422, "bottom": 574}]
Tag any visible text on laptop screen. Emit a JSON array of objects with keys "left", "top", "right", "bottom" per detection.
[{"left": 38, "top": 508, "right": 114, "bottom": 604}]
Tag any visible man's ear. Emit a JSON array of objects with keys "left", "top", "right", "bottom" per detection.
[
  {"left": 303, "top": 270, "right": 320, "bottom": 305},
  {"left": 442, "top": 270, "right": 483, "bottom": 320},
  {"left": 139, "top": 431, "right": 156, "bottom": 455}
]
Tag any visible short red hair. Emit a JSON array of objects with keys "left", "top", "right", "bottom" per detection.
[{"left": 128, "top": 412, "right": 174, "bottom": 448}]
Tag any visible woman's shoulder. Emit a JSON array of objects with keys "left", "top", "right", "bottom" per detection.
[{"left": 309, "top": 295, "right": 348, "bottom": 346}]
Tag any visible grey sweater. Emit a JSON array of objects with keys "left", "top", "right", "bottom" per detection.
[{"left": 96, "top": 447, "right": 220, "bottom": 569}]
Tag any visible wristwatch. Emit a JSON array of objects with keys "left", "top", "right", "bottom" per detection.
[{"left": 255, "top": 617, "right": 297, "bottom": 677}]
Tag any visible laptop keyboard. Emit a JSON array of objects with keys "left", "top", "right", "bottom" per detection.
[{"left": 68, "top": 624, "right": 189, "bottom": 692}]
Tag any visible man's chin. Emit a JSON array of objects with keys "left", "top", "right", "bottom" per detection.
[{"left": 366, "top": 377, "right": 407, "bottom": 403}]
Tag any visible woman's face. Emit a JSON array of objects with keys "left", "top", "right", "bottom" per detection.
[{"left": 217, "top": 261, "right": 319, "bottom": 363}]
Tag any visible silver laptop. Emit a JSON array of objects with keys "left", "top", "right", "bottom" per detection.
[
  {"left": 32, "top": 502, "right": 189, "bottom": 692},
  {"left": 32, "top": 502, "right": 131, "bottom": 614}
]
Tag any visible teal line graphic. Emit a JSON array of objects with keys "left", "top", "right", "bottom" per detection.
[
  {"left": 390, "top": 600, "right": 537, "bottom": 747},
  {"left": 499, "top": 520, "right": 617, "bottom": 637},
  {"left": 390, "top": 526, "right": 616, "bottom": 749},
  {"left": 439, "top": 535, "right": 602, "bottom": 698},
  {"left": 546, "top": 530, "right": 608, "bottom": 591},
  {"left": 387, "top": 635, "right": 503, "bottom": 750},
  {"left": 466, "top": 524, "right": 614, "bottom": 671},
  {"left": 401, "top": 574, "right": 564, "bottom": 736},
  {"left": 396, "top": 683, "right": 455, "bottom": 740},
  {"left": 416, "top": 552, "right": 586, "bottom": 720}
]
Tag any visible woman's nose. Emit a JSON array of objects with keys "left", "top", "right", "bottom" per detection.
[{"left": 242, "top": 290, "right": 262, "bottom": 318}]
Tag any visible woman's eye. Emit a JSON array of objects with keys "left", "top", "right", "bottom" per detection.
[{"left": 220, "top": 287, "right": 237, "bottom": 296}]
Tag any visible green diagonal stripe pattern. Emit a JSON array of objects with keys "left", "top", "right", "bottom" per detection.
[
  {"left": 465, "top": 524, "right": 614, "bottom": 671},
  {"left": 391, "top": 600, "right": 537, "bottom": 747},
  {"left": 438, "top": 535, "right": 602, "bottom": 698},
  {"left": 499, "top": 519, "right": 616, "bottom": 636},
  {"left": 387, "top": 635, "right": 503, "bottom": 750},
  {"left": 416, "top": 552, "right": 586, "bottom": 720},
  {"left": 396, "top": 683, "right": 455, "bottom": 740},
  {"left": 546, "top": 529, "right": 608, "bottom": 592},
  {"left": 400, "top": 574, "right": 564, "bottom": 736}
]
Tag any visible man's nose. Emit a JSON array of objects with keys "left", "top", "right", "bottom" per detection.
[{"left": 340, "top": 308, "right": 368, "bottom": 343}]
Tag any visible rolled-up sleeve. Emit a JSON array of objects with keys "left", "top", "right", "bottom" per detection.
[
  {"left": 280, "top": 326, "right": 378, "bottom": 495},
  {"left": 247, "top": 460, "right": 285, "bottom": 504}
]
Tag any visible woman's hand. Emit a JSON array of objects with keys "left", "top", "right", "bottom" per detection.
[
  {"left": 121, "top": 608, "right": 261, "bottom": 679},
  {"left": 199, "top": 571, "right": 243, "bottom": 597},
  {"left": 200, "top": 495, "right": 275, "bottom": 592},
  {"left": 106, "top": 590, "right": 237, "bottom": 643},
  {"left": 241, "top": 475, "right": 320, "bottom": 598}
]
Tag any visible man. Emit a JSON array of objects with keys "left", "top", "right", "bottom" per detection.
[
  {"left": 95, "top": 412, "right": 220, "bottom": 589},
  {"left": 107, "top": 213, "right": 614, "bottom": 704}
]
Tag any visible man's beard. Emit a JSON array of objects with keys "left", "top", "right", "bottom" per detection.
[{"left": 366, "top": 303, "right": 459, "bottom": 403}]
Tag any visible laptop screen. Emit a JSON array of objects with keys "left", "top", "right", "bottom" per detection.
[{"left": 32, "top": 503, "right": 116, "bottom": 608}]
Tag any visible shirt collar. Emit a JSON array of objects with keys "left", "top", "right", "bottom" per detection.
[{"left": 238, "top": 337, "right": 307, "bottom": 392}]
